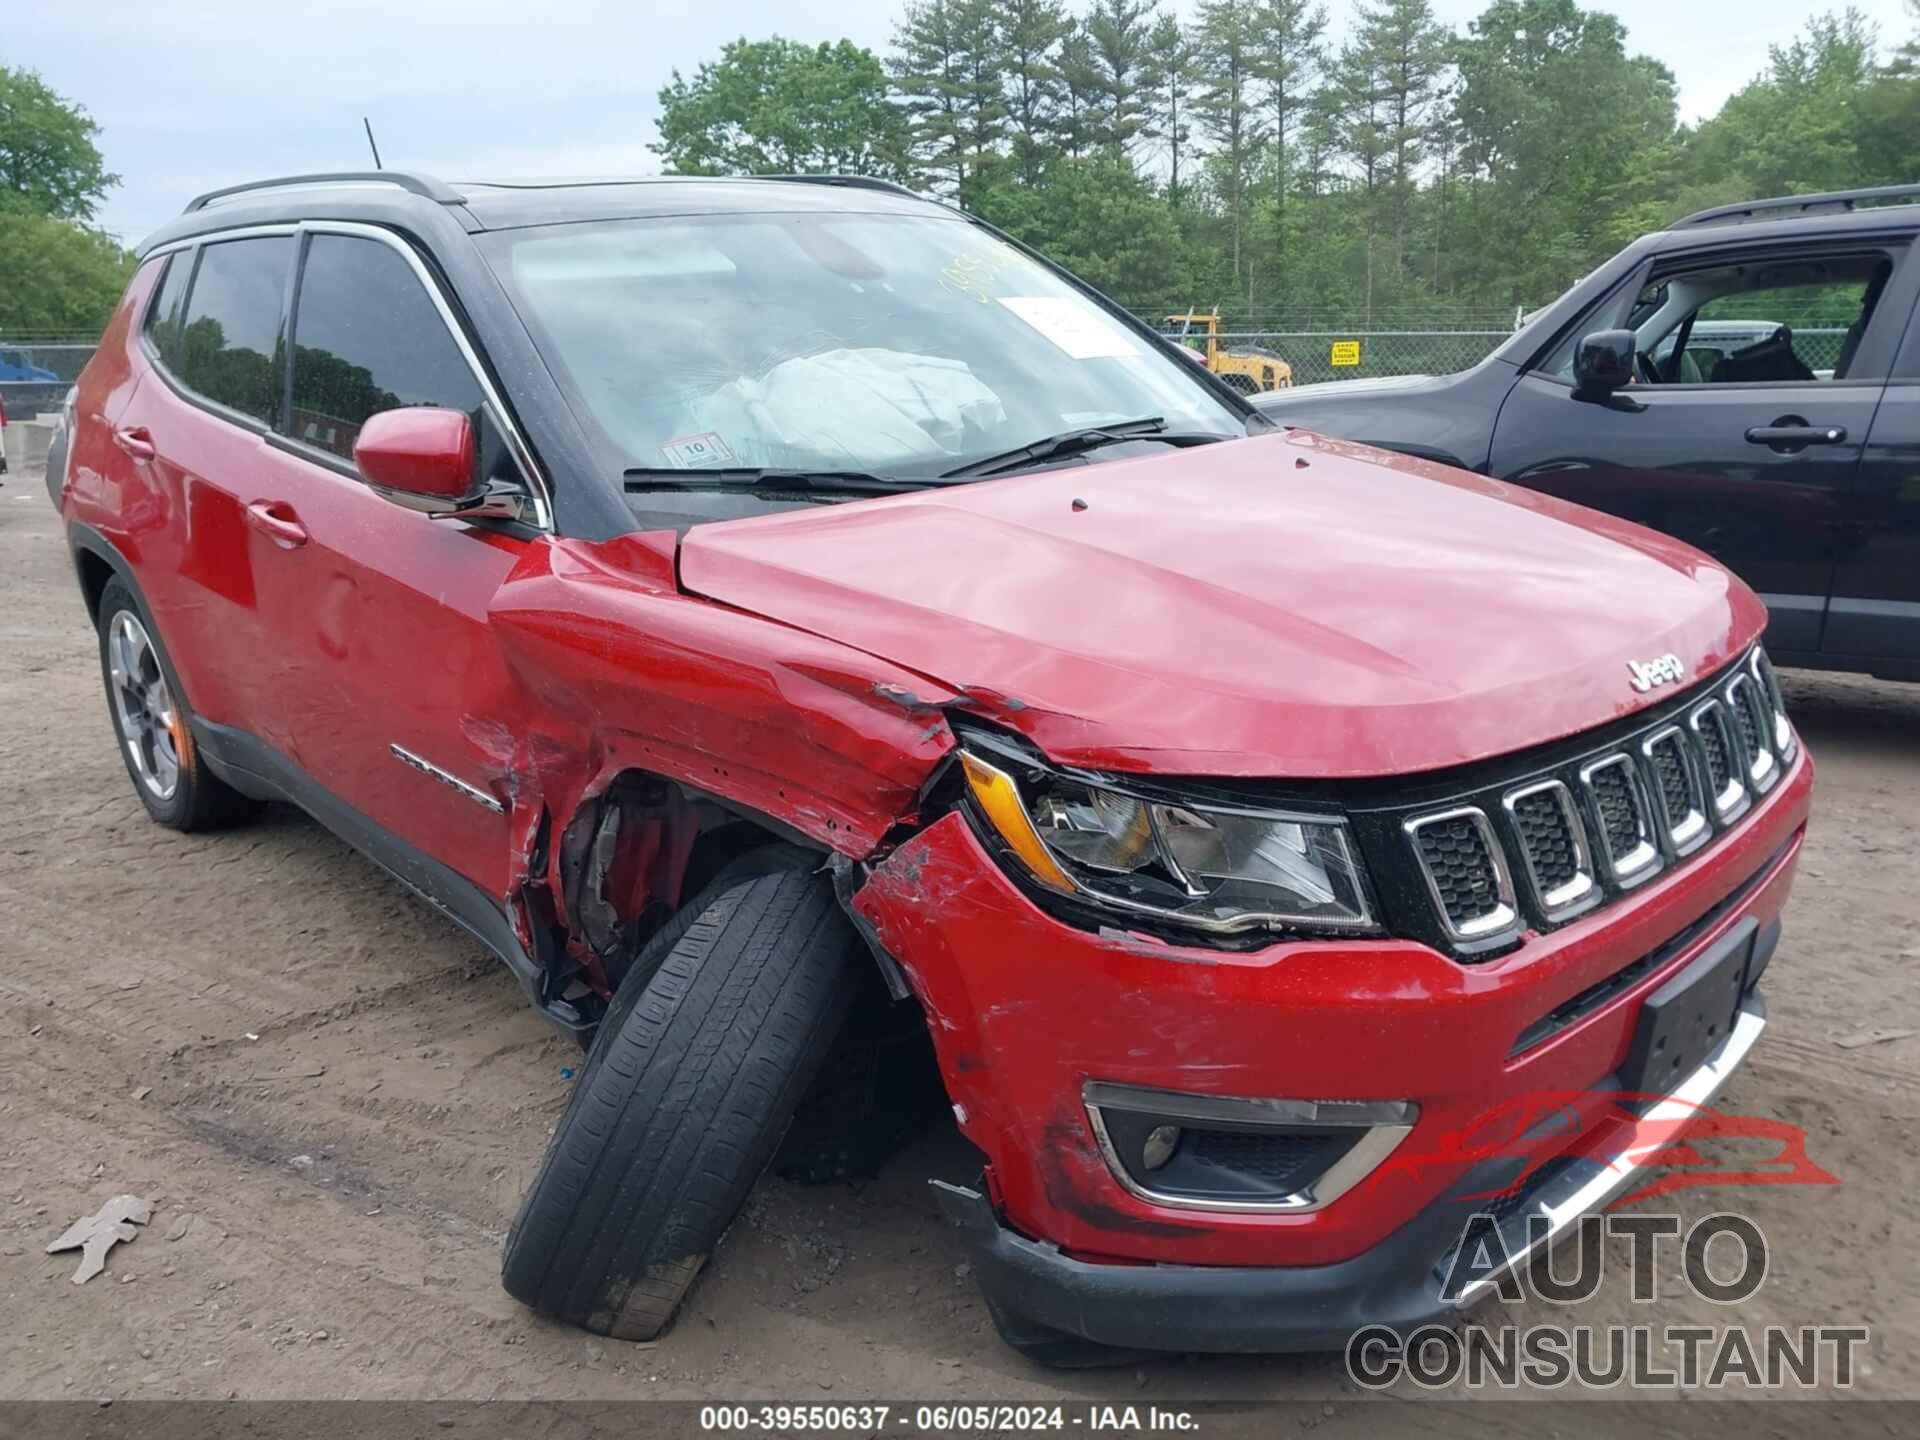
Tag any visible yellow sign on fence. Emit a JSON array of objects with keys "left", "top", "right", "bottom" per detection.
[{"left": 1330, "top": 340, "right": 1361, "bottom": 367}]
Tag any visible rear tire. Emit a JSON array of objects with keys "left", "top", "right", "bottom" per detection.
[
  {"left": 95, "top": 577, "right": 256, "bottom": 831},
  {"left": 502, "top": 863, "right": 859, "bottom": 1339}
]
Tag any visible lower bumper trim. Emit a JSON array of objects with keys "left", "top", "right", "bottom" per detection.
[{"left": 940, "top": 992, "right": 1770, "bottom": 1356}]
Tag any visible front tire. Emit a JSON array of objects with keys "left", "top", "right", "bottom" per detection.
[
  {"left": 95, "top": 577, "right": 255, "bottom": 831},
  {"left": 502, "top": 863, "right": 859, "bottom": 1339}
]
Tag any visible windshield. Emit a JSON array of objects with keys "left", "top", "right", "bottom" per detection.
[{"left": 480, "top": 212, "right": 1245, "bottom": 483}]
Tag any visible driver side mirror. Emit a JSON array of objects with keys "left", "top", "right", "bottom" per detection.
[
  {"left": 354, "top": 408, "right": 480, "bottom": 514},
  {"left": 1573, "top": 329, "right": 1637, "bottom": 396}
]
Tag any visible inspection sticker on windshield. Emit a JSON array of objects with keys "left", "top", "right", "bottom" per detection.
[
  {"left": 659, "top": 431, "right": 737, "bottom": 469},
  {"left": 996, "top": 296, "right": 1141, "bottom": 360}
]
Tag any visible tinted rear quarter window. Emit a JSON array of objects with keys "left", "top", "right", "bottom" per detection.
[
  {"left": 288, "top": 234, "right": 483, "bottom": 461},
  {"left": 174, "top": 237, "right": 294, "bottom": 423},
  {"left": 144, "top": 252, "right": 195, "bottom": 371}
]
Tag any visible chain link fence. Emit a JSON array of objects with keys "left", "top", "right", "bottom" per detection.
[{"left": 0, "top": 322, "right": 1857, "bottom": 421}]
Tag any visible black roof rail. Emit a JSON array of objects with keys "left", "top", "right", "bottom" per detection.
[
  {"left": 756, "top": 174, "right": 923, "bottom": 199},
  {"left": 1673, "top": 182, "right": 1920, "bottom": 229},
  {"left": 183, "top": 171, "right": 466, "bottom": 214}
]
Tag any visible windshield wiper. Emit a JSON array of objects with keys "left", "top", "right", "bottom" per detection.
[
  {"left": 939, "top": 416, "right": 1232, "bottom": 479},
  {"left": 623, "top": 467, "right": 929, "bottom": 496}
]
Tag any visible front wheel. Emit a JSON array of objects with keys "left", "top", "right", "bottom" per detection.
[{"left": 502, "top": 863, "right": 859, "bottom": 1339}]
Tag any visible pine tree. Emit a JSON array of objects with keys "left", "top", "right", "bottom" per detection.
[
  {"left": 1085, "top": 0, "right": 1160, "bottom": 156},
  {"left": 1000, "top": 0, "right": 1072, "bottom": 180},
  {"left": 1192, "top": 0, "right": 1271, "bottom": 292},
  {"left": 889, "top": 0, "right": 1005, "bottom": 199},
  {"left": 1141, "top": 14, "right": 1194, "bottom": 205},
  {"left": 1249, "top": 0, "right": 1327, "bottom": 296}
]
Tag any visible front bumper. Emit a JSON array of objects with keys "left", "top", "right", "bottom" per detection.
[
  {"left": 935, "top": 990, "right": 1769, "bottom": 1354},
  {"left": 849, "top": 736, "right": 1810, "bottom": 1351}
]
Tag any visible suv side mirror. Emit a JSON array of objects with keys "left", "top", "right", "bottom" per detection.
[
  {"left": 1573, "top": 329, "right": 1637, "bottom": 395},
  {"left": 354, "top": 408, "right": 479, "bottom": 512}
]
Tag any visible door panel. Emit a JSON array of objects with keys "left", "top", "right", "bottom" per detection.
[
  {"left": 235, "top": 228, "right": 539, "bottom": 897},
  {"left": 1830, "top": 382, "right": 1920, "bottom": 662},
  {"left": 1489, "top": 375, "right": 1875, "bottom": 653},
  {"left": 241, "top": 453, "right": 528, "bottom": 894}
]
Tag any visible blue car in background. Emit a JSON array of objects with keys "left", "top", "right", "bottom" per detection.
[{"left": 0, "top": 347, "right": 59, "bottom": 382}]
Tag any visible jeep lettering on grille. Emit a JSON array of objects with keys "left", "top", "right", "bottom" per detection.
[{"left": 1627, "top": 653, "right": 1686, "bottom": 693}]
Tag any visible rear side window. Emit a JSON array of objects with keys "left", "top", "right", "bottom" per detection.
[
  {"left": 288, "top": 235, "right": 483, "bottom": 460},
  {"left": 144, "top": 253, "right": 195, "bottom": 371},
  {"left": 174, "top": 237, "right": 294, "bottom": 423}
]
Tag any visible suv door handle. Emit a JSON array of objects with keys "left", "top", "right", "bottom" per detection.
[
  {"left": 244, "top": 499, "right": 309, "bottom": 549},
  {"left": 1745, "top": 422, "right": 1847, "bottom": 448},
  {"left": 112, "top": 426, "right": 155, "bottom": 461}
]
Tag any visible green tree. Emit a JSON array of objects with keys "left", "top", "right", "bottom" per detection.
[
  {"left": 1192, "top": 0, "right": 1270, "bottom": 292},
  {"left": 0, "top": 211, "right": 135, "bottom": 333},
  {"left": 1141, "top": 14, "right": 1195, "bottom": 204},
  {"left": 999, "top": 0, "right": 1072, "bottom": 180},
  {"left": 1084, "top": 0, "right": 1160, "bottom": 155},
  {"left": 0, "top": 66, "right": 118, "bottom": 221},
  {"left": 1679, "top": 10, "right": 1892, "bottom": 200},
  {"left": 1054, "top": 23, "right": 1105, "bottom": 158},
  {"left": 890, "top": 0, "right": 1006, "bottom": 198},
  {"left": 652, "top": 38, "right": 908, "bottom": 177},
  {"left": 1451, "top": 0, "right": 1678, "bottom": 303}
]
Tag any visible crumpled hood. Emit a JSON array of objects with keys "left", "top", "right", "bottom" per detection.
[{"left": 676, "top": 430, "right": 1767, "bottom": 778}]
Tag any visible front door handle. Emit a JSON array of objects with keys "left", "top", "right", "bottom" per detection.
[
  {"left": 244, "top": 499, "right": 309, "bottom": 549},
  {"left": 1745, "top": 420, "right": 1847, "bottom": 449},
  {"left": 112, "top": 425, "right": 155, "bottom": 461}
]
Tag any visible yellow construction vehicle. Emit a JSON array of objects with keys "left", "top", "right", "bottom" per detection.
[{"left": 1166, "top": 308, "right": 1294, "bottom": 393}]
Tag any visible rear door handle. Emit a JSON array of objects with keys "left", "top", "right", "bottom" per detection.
[
  {"left": 1745, "top": 423, "right": 1847, "bottom": 447},
  {"left": 112, "top": 426, "right": 155, "bottom": 461},
  {"left": 244, "top": 499, "right": 309, "bottom": 549}
]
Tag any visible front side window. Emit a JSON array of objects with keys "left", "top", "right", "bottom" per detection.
[
  {"left": 287, "top": 235, "right": 484, "bottom": 460},
  {"left": 480, "top": 212, "right": 1244, "bottom": 485},
  {"left": 1639, "top": 253, "right": 1893, "bottom": 384},
  {"left": 173, "top": 237, "right": 294, "bottom": 423}
]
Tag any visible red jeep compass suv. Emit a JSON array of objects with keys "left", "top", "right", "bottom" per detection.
[{"left": 55, "top": 171, "right": 1812, "bottom": 1362}]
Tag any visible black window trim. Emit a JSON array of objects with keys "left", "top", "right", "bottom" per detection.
[
  {"left": 138, "top": 219, "right": 553, "bottom": 532},
  {"left": 1526, "top": 234, "right": 1915, "bottom": 392}
]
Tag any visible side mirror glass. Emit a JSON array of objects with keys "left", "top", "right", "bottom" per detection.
[
  {"left": 353, "top": 408, "right": 479, "bottom": 511},
  {"left": 1573, "top": 329, "right": 1637, "bottom": 395}
]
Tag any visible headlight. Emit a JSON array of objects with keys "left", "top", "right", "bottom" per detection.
[{"left": 957, "top": 746, "right": 1377, "bottom": 936}]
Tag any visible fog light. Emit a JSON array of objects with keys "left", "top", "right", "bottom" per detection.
[{"left": 1142, "top": 1124, "right": 1182, "bottom": 1171}]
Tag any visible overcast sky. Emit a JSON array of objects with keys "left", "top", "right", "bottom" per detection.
[{"left": 15, "top": 0, "right": 1917, "bottom": 246}]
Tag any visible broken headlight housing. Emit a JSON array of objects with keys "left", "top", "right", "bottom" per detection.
[{"left": 956, "top": 736, "right": 1378, "bottom": 938}]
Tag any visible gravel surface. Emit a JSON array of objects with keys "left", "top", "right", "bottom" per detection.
[{"left": 3, "top": 463, "right": 1916, "bottom": 1408}]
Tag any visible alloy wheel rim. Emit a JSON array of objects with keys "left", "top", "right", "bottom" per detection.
[{"left": 107, "top": 611, "right": 182, "bottom": 801}]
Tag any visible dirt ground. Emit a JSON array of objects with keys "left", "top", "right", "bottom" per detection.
[{"left": 3, "top": 461, "right": 1917, "bottom": 1411}]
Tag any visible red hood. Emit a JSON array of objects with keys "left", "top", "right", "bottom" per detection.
[{"left": 676, "top": 430, "right": 1767, "bottom": 778}]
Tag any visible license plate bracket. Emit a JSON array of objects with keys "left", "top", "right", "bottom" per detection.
[{"left": 1619, "top": 917, "right": 1755, "bottom": 1098}]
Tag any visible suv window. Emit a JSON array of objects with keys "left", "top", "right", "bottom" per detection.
[
  {"left": 1640, "top": 254, "right": 1892, "bottom": 384},
  {"left": 173, "top": 237, "right": 294, "bottom": 423},
  {"left": 288, "top": 235, "right": 484, "bottom": 461},
  {"left": 144, "top": 252, "right": 195, "bottom": 372}
]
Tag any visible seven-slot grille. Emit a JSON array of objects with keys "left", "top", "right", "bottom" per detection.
[{"left": 1403, "top": 648, "right": 1795, "bottom": 950}]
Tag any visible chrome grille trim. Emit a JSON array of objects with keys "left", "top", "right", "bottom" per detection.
[
  {"left": 1750, "top": 651, "right": 1796, "bottom": 761},
  {"left": 1577, "top": 754, "right": 1662, "bottom": 887},
  {"left": 1688, "top": 699, "right": 1750, "bottom": 823},
  {"left": 1403, "top": 807, "right": 1519, "bottom": 942},
  {"left": 1640, "top": 725, "right": 1710, "bottom": 856},
  {"left": 1500, "top": 779, "right": 1596, "bottom": 919},
  {"left": 1726, "top": 674, "right": 1780, "bottom": 792}
]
